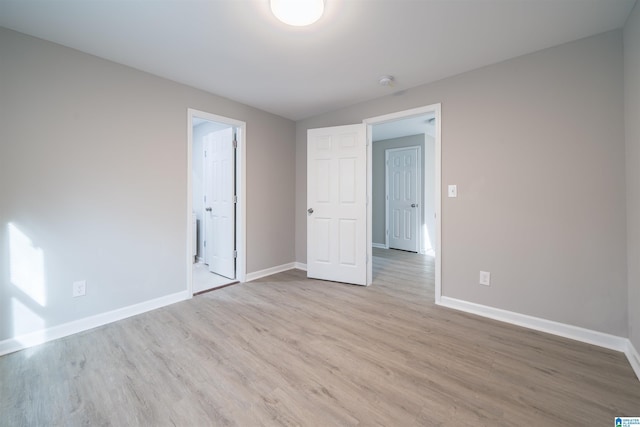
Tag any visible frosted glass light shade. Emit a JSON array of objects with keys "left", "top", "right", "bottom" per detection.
[{"left": 270, "top": 0, "right": 325, "bottom": 26}]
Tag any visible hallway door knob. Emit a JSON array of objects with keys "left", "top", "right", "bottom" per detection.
[
  {"left": 206, "top": 207, "right": 212, "bottom": 212},
  {"left": 307, "top": 208, "right": 314, "bottom": 214}
]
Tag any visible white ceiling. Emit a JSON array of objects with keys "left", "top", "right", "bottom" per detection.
[
  {"left": 0, "top": 0, "right": 635, "bottom": 121},
  {"left": 192, "top": 117, "right": 232, "bottom": 131},
  {"left": 372, "top": 114, "right": 434, "bottom": 142}
]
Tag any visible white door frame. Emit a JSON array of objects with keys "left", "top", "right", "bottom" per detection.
[
  {"left": 385, "top": 145, "right": 422, "bottom": 252},
  {"left": 187, "top": 108, "right": 247, "bottom": 295},
  {"left": 364, "top": 103, "right": 442, "bottom": 303}
]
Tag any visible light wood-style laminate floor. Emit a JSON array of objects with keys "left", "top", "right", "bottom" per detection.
[
  {"left": 1, "top": 249, "right": 639, "bottom": 426},
  {"left": 192, "top": 262, "right": 237, "bottom": 294}
]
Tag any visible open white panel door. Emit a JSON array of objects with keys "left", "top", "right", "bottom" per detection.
[
  {"left": 204, "top": 128, "right": 235, "bottom": 279},
  {"left": 307, "top": 124, "right": 367, "bottom": 286}
]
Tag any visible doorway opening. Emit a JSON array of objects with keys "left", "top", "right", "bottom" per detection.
[
  {"left": 187, "top": 109, "right": 246, "bottom": 295},
  {"left": 365, "top": 104, "right": 441, "bottom": 302}
]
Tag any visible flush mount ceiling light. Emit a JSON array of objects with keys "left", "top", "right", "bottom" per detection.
[{"left": 270, "top": 0, "right": 325, "bottom": 26}]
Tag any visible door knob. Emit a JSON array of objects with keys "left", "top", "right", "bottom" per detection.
[
  {"left": 411, "top": 204, "right": 418, "bottom": 208},
  {"left": 307, "top": 208, "right": 314, "bottom": 214},
  {"left": 205, "top": 207, "right": 212, "bottom": 212}
]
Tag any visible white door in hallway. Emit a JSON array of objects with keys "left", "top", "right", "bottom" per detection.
[
  {"left": 386, "top": 146, "right": 421, "bottom": 252},
  {"left": 204, "top": 128, "right": 235, "bottom": 279},
  {"left": 307, "top": 124, "right": 367, "bottom": 286}
]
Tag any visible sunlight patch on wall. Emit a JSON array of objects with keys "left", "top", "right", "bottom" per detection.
[
  {"left": 9, "top": 223, "right": 47, "bottom": 306},
  {"left": 11, "top": 297, "right": 45, "bottom": 338}
]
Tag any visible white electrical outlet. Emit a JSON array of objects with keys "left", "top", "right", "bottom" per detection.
[
  {"left": 479, "top": 271, "right": 491, "bottom": 286},
  {"left": 73, "top": 280, "right": 86, "bottom": 297},
  {"left": 448, "top": 185, "right": 457, "bottom": 198}
]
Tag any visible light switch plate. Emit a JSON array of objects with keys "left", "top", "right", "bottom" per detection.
[
  {"left": 448, "top": 185, "right": 457, "bottom": 198},
  {"left": 479, "top": 271, "right": 491, "bottom": 286}
]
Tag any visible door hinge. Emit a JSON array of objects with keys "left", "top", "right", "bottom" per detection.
[
  {"left": 233, "top": 250, "right": 237, "bottom": 259},
  {"left": 204, "top": 195, "right": 206, "bottom": 203},
  {"left": 204, "top": 150, "right": 207, "bottom": 157},
  {"left": 233, "top": 135, "right": 237, "bottom": 149},
  {"left": 204, "top": 240, "right": 206, "bottom": 247},
  {"left": 233, "top": 195, "right": 238, "bottom": 203}
]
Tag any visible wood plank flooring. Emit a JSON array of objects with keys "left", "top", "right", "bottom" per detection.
[{"left": 1, "top": 248, "right": 639, "bottom": 426}]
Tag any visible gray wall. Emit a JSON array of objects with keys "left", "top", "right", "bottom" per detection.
[
  {"left": 295, "top": 31, "right": 627, "bottom": 336},
  {"left": 372, "top": 134, "right": 436, "bottom": 253},
  {"left": 0, "top": 28, "right": 296, "bottom": 342},
  {"left": 192, "top": 124, "right": 205, "bottom": 260},
  {"left": 625, "top": 2, "right": 640, "bottom": 351}
]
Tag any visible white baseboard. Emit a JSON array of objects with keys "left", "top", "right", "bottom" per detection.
[
  {"left": 294, "top": 262, "right": 307, "bottom": 271},
  {"left": 245, "top": 262, "right": 298, "bottom": 282},
  {"left": 438, "top": 296, "right": 628, "bottom": 352},
  {"left": 372, "top": 243, "right": 387, "bottom": 249},
  {"left": 0, "top": 290, "right": 190, "bottom": 356},
  {"left": 626, "top": 340, "right": 640, "bottom": 381}
]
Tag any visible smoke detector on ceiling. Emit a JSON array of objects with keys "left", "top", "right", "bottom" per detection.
[{"left": 379, "top": 75, "right": 395, "bottom": 87}]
